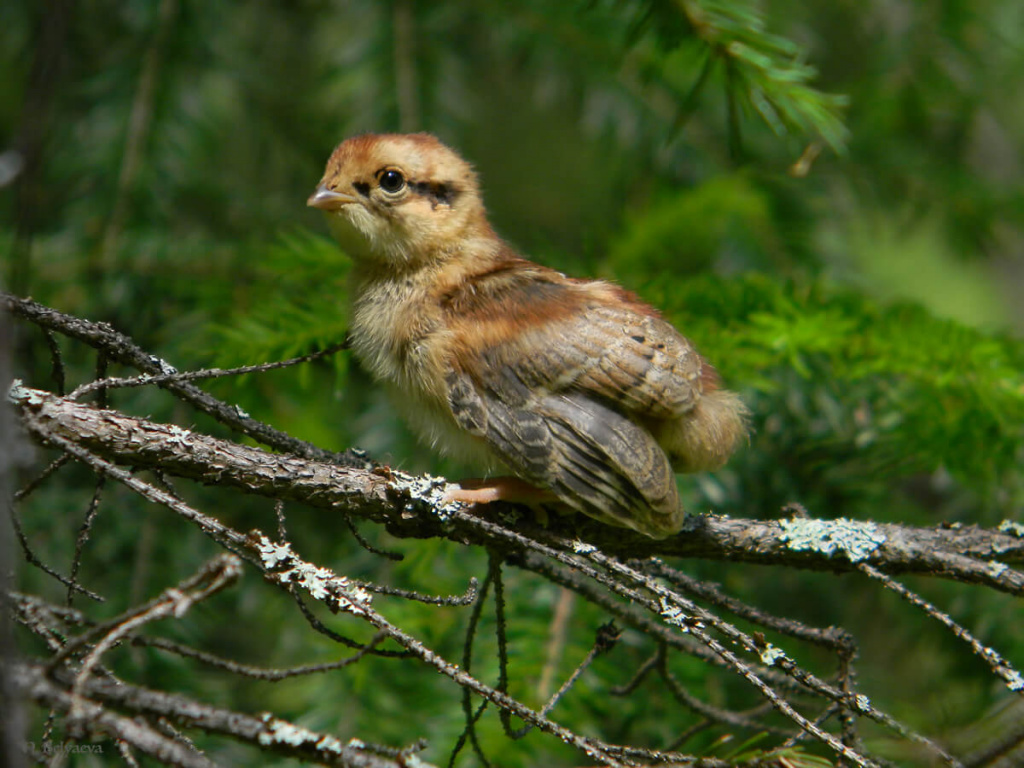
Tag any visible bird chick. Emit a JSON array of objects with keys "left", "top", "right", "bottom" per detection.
[{"left": 309, "top": 133, "right": 747, "bottom": 538}]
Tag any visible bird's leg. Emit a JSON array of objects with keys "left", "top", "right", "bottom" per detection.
[{"left": 444, "top": 476, "right": 558, "bottom": 505}]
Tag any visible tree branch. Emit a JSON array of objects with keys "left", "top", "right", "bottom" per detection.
[
  {"left": 2, "top": 292, "right": 361, "bottom": 467},
  {"left": 10, "top": 383, "right": 1024, "bottom": 591},
  {"left": 12, "top": 661, "right": 432, "bottom": 768}
]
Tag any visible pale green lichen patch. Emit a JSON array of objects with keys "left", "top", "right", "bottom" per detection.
[
  {"left": 779, "top": 517, "right": 885, "bottom": 562},
  {"left": 257, "top": 714, "right": 344, "bottom": 753},
  {"left": 388, "top": 471, "right": 464, "bottom": 521},
  {"left": 1006, "top": 670, "right": 1024, "bottom": 692},
  {"left": 987, "top": 560, "right": 1009, "bottom": 578},
  {"left": 572, "top": 540, "right": 597, "bottom": 555},
  {"left": 7, "top": 380, "right": 46, "bottom": 406},
  {"left": 659, "top": 597, "right": 688, "bottom": 631},
  {"left": 257, "top": 539, "right": 293, "bottom": 569},
  {"left": 658, "top": 597, "right": 704, "bottom": 633},
  {"left": 759, "top": 643, "right": 786, "bottom": 666},
  {"left": 154, "top": 358, "right": 178, "bottom": 375},
  {"left": 403, "top": 755, "right": 434, "bottom": 768},
  {"left": 164, "top": 424, "right": 195, "bottom": 446},
  {"left": 254, "top": 535, "right": 372, "bottom": 615},
  {"left": 998, "top": 519, "right": 1024, "bottom": 538}
]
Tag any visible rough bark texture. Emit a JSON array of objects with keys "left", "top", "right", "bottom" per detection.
[{"left": 12, "top": 384, "right": 1024, "bottom": 592}]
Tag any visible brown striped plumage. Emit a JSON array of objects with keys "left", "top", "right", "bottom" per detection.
[{"left": 309, "top": 133, "right": 748, "bottom": 537}]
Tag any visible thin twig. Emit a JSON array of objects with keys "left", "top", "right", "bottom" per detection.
[
  {"left": 493, "top": 552, "right": 514, "bottom": 736},
  {"left": 66, "top": 341, "right": 350, "bottom": 401},
  {"left": 6, "top": 501, "right": 104, "bottom": 601},
  {"left": 93, "top": 352, "right": 109, "bottom": 409},
  {"left": 4, "top": 292, "right": 362, "bottom": 466},
  {"left": 67, "top": 475, "right": 105, "bottom": 606},
  {"left": 451, "top": 568, "right": 495, "bottom": 768},
  {"left": 362, "top": 578, "right": 479, "bottom": 606},
  {"left": 42, "top": 328, "right": 65, "bottom": 395},
  {"left": 539, "top": 622, "right": 619, "bottom": 720},
  {"left": 14, "top": 452, "right": 71, "bottom": 501},
  {"left": 134, "top": 632, "right": 385, "bottom": 681},
  {"left": 609, "top": 649, "right": 660, "bottom": 697},
  {"left": 52, "top": 554, "right": 242, "bottom": 675},
  {"left": 642, "top": 558, "right": 857, "bottom": 653},
  {"left": 274, "top": 499, "right": 288, "bottom": 541},
  {"left": 461, "top": 513, "right": 941, "bottom": 767},
  {"left": 859, "top": 562, "right": 1024, "bottom": 695},
  {"left": 657, "top": 645, "right": 794, "bottom": 738},
  {"left": 345, "top": 516, "right": 404, "bottom": 561}
]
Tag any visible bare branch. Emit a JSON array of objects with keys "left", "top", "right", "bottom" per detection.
[
  {"left": 131, "top": 633, "right": 386, "bottom": 681},
  {"left": 67, "top": 475, "right": 105, "bottom": 606},
  {"left": 61, "top": 555, "right": 243, "bottom": 711},
  {"left": 859, "top": 563, "right": 1024, "bottom": 695},
  {"left": 2, "top": 292, "right": 361, "bottom": 466},
  {"left": 66, "top": 341, "right": 349, "bottom": 401}
]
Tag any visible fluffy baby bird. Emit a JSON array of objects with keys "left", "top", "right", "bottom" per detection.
[{"left": 308, "top": 133, "right": 747, "bottom": 538}]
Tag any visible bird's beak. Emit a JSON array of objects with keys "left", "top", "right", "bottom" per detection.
[{"left": 307, "top": 184, "right": 357, "bottom": 211}]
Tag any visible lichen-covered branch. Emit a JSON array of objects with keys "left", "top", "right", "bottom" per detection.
[
  {"left": 10, "top": 383, "right": 1024, "bottom": 591},
  {"left": 12, "top": 661, "right": 432, "bottom": 768}
]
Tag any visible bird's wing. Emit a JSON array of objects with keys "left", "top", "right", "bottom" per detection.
[
  {"left": 519, "top": 303, "right": 706, "bottom": 420},
  {"left": 447, "top": 373, "right": 682, "bottom": 537},
  {"left": 443, "top": 274, "right": 704, "bottom": 536}
]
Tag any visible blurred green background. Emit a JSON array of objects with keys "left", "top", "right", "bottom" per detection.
[{"left": 3, "top": 1, "right": 1024, "bottom": 765}]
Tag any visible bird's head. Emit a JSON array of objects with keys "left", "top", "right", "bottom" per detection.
[{"left": 308, "top": 133, "right": 491, "bottom": 268}]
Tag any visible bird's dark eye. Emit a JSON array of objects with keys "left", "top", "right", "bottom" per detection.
[{"left": 379, "top": 169, "right": 406, "bottom": 194}]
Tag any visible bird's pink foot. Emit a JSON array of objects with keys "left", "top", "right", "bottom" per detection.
[{"left": 444, "top": 476, "right": 558, "bottom": 505}]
